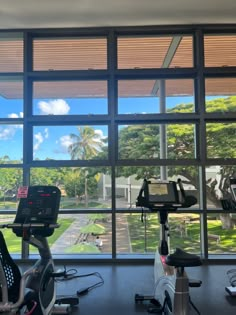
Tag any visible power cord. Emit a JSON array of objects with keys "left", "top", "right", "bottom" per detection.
[{"left": 54, "top": 265, "right": 104, "bottom": 296}]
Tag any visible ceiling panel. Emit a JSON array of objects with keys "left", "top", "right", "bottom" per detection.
[{"left": 1, "top": 0, "right": 236, "bottom": 29}]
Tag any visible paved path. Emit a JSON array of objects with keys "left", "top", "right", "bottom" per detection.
[
  {"left": 50, "top": 214, "right": 89, "bottom": 253},
  {"left": 51, "top": 213, "right": 132, "bottom": 254}
]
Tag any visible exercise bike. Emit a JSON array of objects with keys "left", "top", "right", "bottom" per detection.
[
  {"left": 135, "top": 178, "right": 202, "bottom": 315},
  {"left": 0, "top": 185, "right": 79, "bottom": 315}
]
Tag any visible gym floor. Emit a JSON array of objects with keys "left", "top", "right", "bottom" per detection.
[{"left": 36, "top": 261, "right": 236, "bottom": 315}]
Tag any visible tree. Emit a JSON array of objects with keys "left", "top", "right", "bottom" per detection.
[
  {"left": 68, "top": 126, "right": 105, "bottom": 160},
  {"left": 0, "top": 167, "right": 22, "bottom": 207},
  {"left": 64, "top": 170, "right": 98, "bottom": 200},
  {"left": 117, "top": 97, "right": 236, "bottom": 228},
  {"left": 68, "top": 126, "right": 106, "bottom": 206},
  {"left": 30, "top": 167, "right": 66, "bottom": 186}
]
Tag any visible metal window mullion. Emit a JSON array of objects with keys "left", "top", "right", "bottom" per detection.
[
  {"left": 22, "top": 31, "right": 33, "bottom": 259},
  {"left": 108, "top": 30, "right": 117, "bottom": 259},
  {"left": 194, "top": 29, "right": 209, "bottom": 259}
]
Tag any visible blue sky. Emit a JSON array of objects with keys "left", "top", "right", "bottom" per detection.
[{"left": 0, "top": 95, "right": 219, "bottom": 161}]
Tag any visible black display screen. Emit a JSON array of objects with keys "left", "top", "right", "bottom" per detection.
[
  {"left": 14, "top": 186, "right": 61, "bottom": 225},
  {"left": 148, "top": 182, "right": 179, "bottom": 204}
]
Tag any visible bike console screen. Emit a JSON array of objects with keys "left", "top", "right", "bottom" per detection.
[
  {"left": 13, "top": 186, "right": 61, "bottom": 237},
  {"left": 136, "top": 179, "right": 181, "bottom": 210},
  {"left": 148, "top": 182, "right": 178, "bottom": 204}
]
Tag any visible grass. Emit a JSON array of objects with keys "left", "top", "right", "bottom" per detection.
[
  {"left": 1, "top": 218, "right": 74, "bottom": 253},
  {"left": 0, "top": 201, "right": 17, "bottom": 209},
  {"left": 127, "top": 213, "right": 236, "bottom": 254}
]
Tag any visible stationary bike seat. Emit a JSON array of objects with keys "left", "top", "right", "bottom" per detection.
[{"left": 165, "top": 248, "right": 202, "bottom": 268}]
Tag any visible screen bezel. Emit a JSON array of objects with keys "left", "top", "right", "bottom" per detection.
[{"left": 147, "top": 181, "right": 179, "bottom": 204}]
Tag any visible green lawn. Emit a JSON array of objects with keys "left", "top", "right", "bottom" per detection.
[
  {"left": 1, "top": 218, "right": 74, "bottom": 253},
  {"left": 127, "top": 213, "right": 236, "bottom": 254}
]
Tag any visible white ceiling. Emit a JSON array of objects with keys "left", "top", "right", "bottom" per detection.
[{"left": 1, "top": 0, "right": 236, "bottom": 30}]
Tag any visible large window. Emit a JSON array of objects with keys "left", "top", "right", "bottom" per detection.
[
  {"left": 33, "top": 81, "right": 108, "bottom": 115},
  {"left": 33, "top": 125, "right": 108, "bottom": 161},
  {"left": 1, "top": 27, "right": 236, "bottom": 260},
  {"left": 117, "top": 35, "right": 193, "bottom": 69},
  {"left": 118, "top": 79, "right": 195, "bottom": 114},
  {"left": 33, "top": 37, "right": 107, "bottom": 70},
  {"left": 0, "top": 33, "right": 23, "bottom": 72}
]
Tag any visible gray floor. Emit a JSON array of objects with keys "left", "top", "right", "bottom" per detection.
[{"left": 50, "top": 262, "right": 236, "bottom": 315}]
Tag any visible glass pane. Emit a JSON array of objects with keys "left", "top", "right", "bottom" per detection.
[
  {"left": 118, "top": 35, "right": 193, "bottom": 69},
  {"left": 0, "top": 33, "right": 23, "bottom": 72},
  {"left": 29, "top": 213, "right": 112, "bottom": 256},
  {"left": 208, "top": 214, "right": 236, "bottom": 254},
  {"left": 33, "top": 37, "right": 107, "bottom": 70},
  {"left": 33, "top": 81, "right": 107, "bottom": 115},
  {"left": 0, "top": 168, "right": 23, "bottom": 210},
  {"left": 30, "top": 167, "right": 111, "bottom": 209},
  {"left": 115, "top": 166, "right": 199, "bottom": 210},
  {"left": 204, "top": 35, "right": 236, "bottom": 67},
  {"left": 118, "top": 79, "right": 194, "bottom": 114},
  {"left": 0, "top": 215, "right": 21, "bottom": 254},
  {"left": 205, "top": 165, "right": 236, "bottom": 209},
  {"left": 117, "top": 213, "right": 201, "bottom": 255},
  {"left": 0, "top": 78, "right": 23, "bottom": 118},
  {"left": 118, "top": 123, "right": 196, "bottom": 159},
  {"left": 33, "top": 125, "right": 108, "bottom": 161},
  {"left": 205, "top": 78, "right": 236, "bottom": 113},
  {"left": 206, "top": 122, "right": 236, "bottom": 158},
  {"left": 0, "top": 124, "right": 23, "bottom": 162}
]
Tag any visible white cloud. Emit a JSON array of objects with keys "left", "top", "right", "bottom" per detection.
[
  {"left": 8, "top": 112, "right": 24, "bottom": 119},
  {"left": 55, "top": 135, "right": 73, "bottom": 153},
  {"left": 94, "top": 129, "right": 107, "bottom": 140},
  {"left": 44, "top": 128, "right": 49, "bottom": 139},
  {"left": 33, "top": 128, "right": 49, "bottom": 153},
  {"left": 0, "top": 126, "right": 16, "bottom": 140},
  {"left": 33, "top": 132, "right": 44, "bottom": 151},
  {"left": 38, "top": 99, "right": 70, "bottom": 115}
]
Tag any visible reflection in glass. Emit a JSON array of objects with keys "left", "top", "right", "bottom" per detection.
[
  {"left": 205, "top": 165, "right": 236, "bottom": 209},
  {"left": 33, "top": 125, "right": 108, "bottom": 161},
  {"left": 30, "top": 167, "right": 111, "bottom": 209}
]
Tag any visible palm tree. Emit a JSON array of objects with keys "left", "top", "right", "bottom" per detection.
[
  {"left": 68, "top": 126, "right": 106, "bottom": 206},
  {"left": 68, "top": 126, "right": 104, "bottom": 160}
]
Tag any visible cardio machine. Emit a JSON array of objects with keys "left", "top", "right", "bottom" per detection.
[
  {"left": 0, "top": 185, "right": 78, "bottom": 315},
  {"left": 135, "top": 178, "right": 202, "bottom": 315}
]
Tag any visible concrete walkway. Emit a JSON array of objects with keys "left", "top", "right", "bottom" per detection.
[
  {"left": 50, "top": 213, "right": 132, "bottom": 254},
  {"left": 50, "top": 214, "right": 89, "bottom": 253}
]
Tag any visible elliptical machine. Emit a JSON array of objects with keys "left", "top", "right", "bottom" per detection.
[
  {"left": 0, "top": 185, "right": 78, "bottom": 315},
  {"left": 135, "top": 178, "right": 202, "bottom": 315}
]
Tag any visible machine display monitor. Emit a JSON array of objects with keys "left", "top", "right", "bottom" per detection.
[
  {"left": 15, "top": 186, "right": 61, "bottom": 225},
  {"left": 148, "top": 182, "right": 179, "bottom": 204}
]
